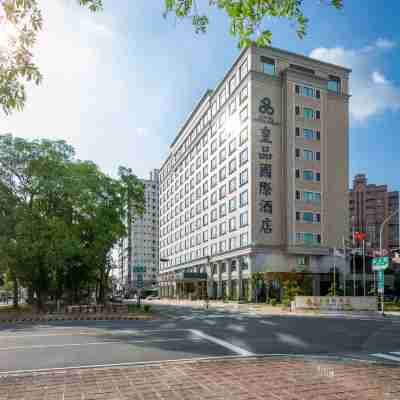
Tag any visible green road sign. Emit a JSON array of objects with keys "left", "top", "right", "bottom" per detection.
[
  {"left": 377, "top": 269, "right": 385, "bottom": 290},
  {"left": 133, "top": 266, "right": 146, "bottom": 273},
  {"left": 372, "top": 257, "right": 389, "bottom": 271}
]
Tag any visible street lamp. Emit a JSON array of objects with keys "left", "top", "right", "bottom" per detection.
[{"left": 379, "top": 209, "right": 399, "bottom": 316}]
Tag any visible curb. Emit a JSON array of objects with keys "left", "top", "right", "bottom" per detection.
[{"left": 0, "top": 314, "right": 155, "bottom": 324}]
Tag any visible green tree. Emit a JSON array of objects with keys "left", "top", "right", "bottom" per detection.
[
  {"left": 0, "top": 134, "right": 145, "bottom": 308},
  {"left": 0, "top": 0, "right": 343, "bottom": 115}
]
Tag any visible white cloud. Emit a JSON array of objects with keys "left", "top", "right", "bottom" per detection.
[
  {"left": 375, "top": 38, "right": 396, "bottom": 49},
  {"left": 372, "top": 71, "right": 387, "bottom": 84},
  {"left": 310, "top": 39, "right": 400, "bottom": 121}
]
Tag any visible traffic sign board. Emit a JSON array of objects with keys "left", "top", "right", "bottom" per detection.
[
  {"left": 377, "top": 269, "right": 385, "bottom": 290},
  {"left": 136, "top": 274, "right": 144, "bottom": 288},
  {"left": 372, "top": 257, "right": 389, "bottom": 271},
  {"left": 133, "top": 266, "right": 146, "bottom": 273}
]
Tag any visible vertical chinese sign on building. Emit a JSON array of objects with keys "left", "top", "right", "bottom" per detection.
[{"left": 256, "top": 97, "right": 277, "bottom": 238}]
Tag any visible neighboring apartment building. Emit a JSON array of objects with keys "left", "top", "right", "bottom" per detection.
[
  {"left": 159, "top": 44, "right": 351, "bottom": 300},
  {"left": 126, "top": 169, "right": 160, "bottom": 292},
  {"left": 349, "top": 174, "right": 399, "bottom": 251}
]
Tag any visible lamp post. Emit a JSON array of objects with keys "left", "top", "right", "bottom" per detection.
[{"left": 379, "top": 209, "right": 399, "bottom": 316}]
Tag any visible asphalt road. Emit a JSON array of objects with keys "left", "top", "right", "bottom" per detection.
[{"left": 0, "top": 304, "right": 400, "bottom": 373}]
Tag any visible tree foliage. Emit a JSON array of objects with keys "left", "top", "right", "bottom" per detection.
[
  {"left": 0, "top": 0, "right": 343, "bottom": 115},
  {"left": 0, "top": 134, "right": 144, "bottom": 307}
]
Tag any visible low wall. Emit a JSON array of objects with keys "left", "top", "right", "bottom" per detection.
[{"left": 295, "top": 296, "right": 377, "bottom": 311}]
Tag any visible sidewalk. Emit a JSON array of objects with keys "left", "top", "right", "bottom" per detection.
[
  {"left": 146, "top": 298, "right": 395, "bottom": 318},
  {"left": 1, "top": 356, "right": 399, "bottom": 400}
]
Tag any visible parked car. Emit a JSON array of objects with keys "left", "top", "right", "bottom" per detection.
[
  {"left": 146, "top": 295, "right": 160, "bottom": 301},
  {"left": 110, "top": 296, "right": 123, "bottom": 303}
]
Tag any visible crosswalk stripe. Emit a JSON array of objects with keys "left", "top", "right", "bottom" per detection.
[{"left": 371, "top": 353, "right": 400, "bottom": 362}]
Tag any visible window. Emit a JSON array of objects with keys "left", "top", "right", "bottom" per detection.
[
  {"left": 239, "top": 58, "right": 248, "bottom": 80},
  {"left": 303, "top": 191, "right": 321, "bottom": 202},
  {"left": 316, "top": 172, "right": 321, "bottom": 182},
  {"left": 229, "top": 158, "right": 236, "bottom": 174},
  {"left": 203, "top": 230, "right": 208, "bottom": 242},
  {"left": 229, "top": 138, "right": 236, "bottom": 154},
  {"left": 219, "top": 111, "right": 226, "bottom": 128},
  {"left": 219, "top": 129, "right": 227, "bottom": 145},
  {"left": 229, "top": 217, "right": 236, "bottom": 231},
  {"left": 316, "top": 131, "right": 321, "bottom": 141},
  {"left": 303, "top": 170, "right": 314, "bottom": 181},
  {"left": 328, "top": 76, "right": 341, "bottom": 94},
  {"left": 316, "top": 152, "right": 321, "bottom": 161},
  {"left": 295, "top": 105, "right": 300, "bottom": 115},
  {"left": 240, "top": 169, "right": 248, "bottom": 186},
  {"left": 239, "top": 148, "right": 248, "bottom": 165},
  {"left": 261, "top": 56, "right": 275, "bottom": 75},
  {"left": 220, "top": 221, "right": 227, "bottom": 235},
  {"left": 229, "top": 236, "right": 237, "bottom": 250},
  {"left": 229, "top": 98, "right": 236, "bottom": 115},
  {"left": 295, "top": 148, "right": 301, "bottom": 158},
  {"left": 219, "top": 148, "right": 227, "bottom": 163},
  {"left": 303, "top": 107, "right": 314, "bottom": 120},
  {"left": 296, "top": 190, "right": 301, "bottom": 200},
  {"left": 220, "top": 203, "right": 227, "bottom": 217},
  {"left": 240, "top": 211, "right": 248, "bottom": 227},
  {"left": 303, "top": 149, "right": 314, "bottom": 161},
  {"left": 295, "top": 169, "right": 300, "bottom": 179},
  {"left": 203, "top": 180, "right": 209, "bottom": 194},
  {"left": 302, "top": 86, "right": 314, "bottom": 97},
  {"left": 240, "top": 232, "right": 249, "bottom": 247},
  {"left": 211, "top": 139, "right": 217, "bottom": 154},
  {"left": 211, "top": 243, "right": 217, "bottom": 255},
  {"left": 211, "top": 173, "right": 217, "bottom": 188},
  {"left": 303, "top": 129, "right": 314, "bottom": 140},
  {"left": 229, "top": 177, "right": 236, "bottom": 193},
  {"left": 203, "top": 165, "right": 208, "bottom": 179},
  {"left": 211, "top": 226, "right": 217, "bottom": 239},
  {"left": 240, "top": 190, "right": 248, "bottom": 207},
  {"left": 219, "top": 240, "right": 226, "bottom": 252},
  {"left": 240, "top": 127, "right": 248, "bottom": 145},
  {"left": 211, "top": 123, "right": 217, "bottom": 137},
  {"left": 295, "top": 127, "right": 300, "bottom": 137},
  {"left": 229, "top": 75, "right": 236, "bottom": 94},
  {"left": 219, "top": 185, "right": 227, "bottom": 199},
  {"left": 297, "top": 256, "right": 310, "bottom": 266},
  {"left": 240, "top": 105, "right": 248, "bottom": 122},
  {"left": 219, "top": 166, "right": 227, "bottom": 181},
  {"left": 229, "top": 197, "right": 237, "bottom": 212},
  {"left": 211, "top": 156, "right": 217, "bottom": 171},
  {"left": 211, "top": 191, "right": 217, "bottom": 205},
  {"left": 316, "top": 110, "right": 320, "bottom": 120},
  {"left": 203, "top": 149, "right": 208, "bottom": 162},
  {"left": 303, "top": 212, "right": 314, "bottom": 223},
  {"left": 203, "top": 213, "right": 208, "bottom": 225},
  {"left": 240, "top": 85, "right": 248, "bottom": 103}
]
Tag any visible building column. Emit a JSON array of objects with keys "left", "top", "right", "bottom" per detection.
[
  {"left": 215, "top": 262, "right": 221, "bottom": 298},
  {"left": 226, "top": 261, "right": 232, "bottom": 299},
  {"left": 207, "top": 263, "right": 214, "bottom": 298},
  {"left": 236, "top": 258, "right": 243, "bottom": 301},
  {"left": 247, "top": 256, "right": 254, "bottom": 302},
  {"left": 312, "top": 274, "right": 321, "bottom": 296}
]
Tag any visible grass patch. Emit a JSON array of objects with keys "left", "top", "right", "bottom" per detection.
[
  {"left": 0, "top": 304, "right": 33, "bottom": 313},
  {"left": 143, "top": 304, "right": 151, "bottom": 313}
]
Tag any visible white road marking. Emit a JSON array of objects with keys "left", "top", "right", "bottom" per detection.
[
  {"left": 371, "top": 353, "right": 400, "bottom": 362},
  {"left": 0, "top": 337, "right": 202, "bottom": 351},
  {"left": 189, "top": 329, "right": 254, "bottom": 356},
  {"left": 0, "top": 329, "right": 186, "bottom": 339}
]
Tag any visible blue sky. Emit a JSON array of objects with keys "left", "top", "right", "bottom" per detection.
[{"left": 2, "top": 0, "right": 400, "bottom": 191}]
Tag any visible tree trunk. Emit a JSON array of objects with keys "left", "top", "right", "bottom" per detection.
[
  {"left": 12, "top": 273, "right": 19, "bottom": 309},
  {"left": 27, "top": 286, "right": 34, "bottom": 304}
]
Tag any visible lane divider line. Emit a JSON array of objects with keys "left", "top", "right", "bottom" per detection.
[
  {"left": 371, "top": 353, "right": 400, "bottom": 362},
  {"left": 189, "top": 329, "right": 254, "bottom": 356}
]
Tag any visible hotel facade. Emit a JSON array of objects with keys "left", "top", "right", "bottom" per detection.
[{"left": 158, "top": 45, "right": 351, "bottom": 300}]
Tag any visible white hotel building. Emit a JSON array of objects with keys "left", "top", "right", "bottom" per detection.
[{"left": 159, "top": 45, "right": 350, "bottom": 300}]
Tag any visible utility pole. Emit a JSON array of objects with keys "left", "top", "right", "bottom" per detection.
[{"left": 379, "top": 209, "right": 399, "bottom": 316}]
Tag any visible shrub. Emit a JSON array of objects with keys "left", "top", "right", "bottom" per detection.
[
  {"left": 143, "top": 304, "right": 151, "bottom": 313},
  {"left": 270, "top": 298, "right": 277, "bottom": 306}
]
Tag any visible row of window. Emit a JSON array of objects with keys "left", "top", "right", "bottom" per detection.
[
  {"left": 295, "top": 169, "right": 321, "bottom": 182},
  {"left": 295, "top": 190, "right": 321, "bottom": 203},
  {"left": 295, "top": 127, "right": 320, "bottom": 141},
  {"left": 161, "top": 57, "right": 249, "bottom": 183},
  {"left": 296, "top": 211, "right": 321, "bottom": 223},
  {"left": 295, "top": 148, "right": 321, "bottom": 161},
  {"left": 161, "top": 231, "right": 249, "bottom": 264},
  {"left": 295, "top": 105, "right": 321, "bottom": 120},
  {"left": 295, "top": 84, "right": 321, "bottom": 99},
  {"left": 296, "top": 232, "right": 321, "bottom": 244}
]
